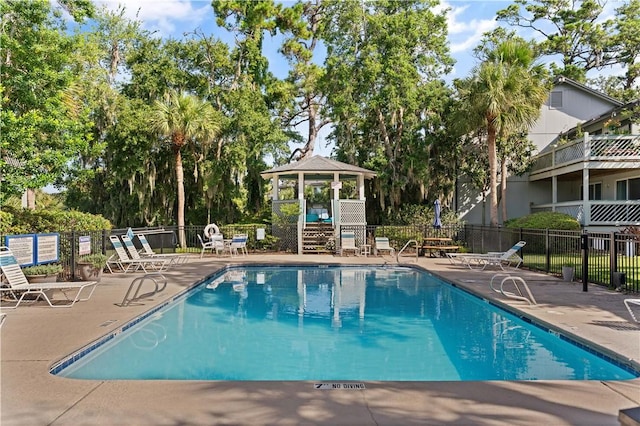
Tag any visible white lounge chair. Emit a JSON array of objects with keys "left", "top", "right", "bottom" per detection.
[
  {"left": 0, "top": 246, "right": 98, "bottom": 308},
  {"left": 107, "top": 235, "right": 169, "bottom": 273},
  {"left": 121, "top": 235, "right": 172, "bottom": 272},
  {"left": 374, "top": 237, "right": 395, "bottom": 257},
  {"left": 136, "top": 234, "right": 190, "bottom": 265},
  {"left": 448, "top": 241, "right": 526, "bottom": 270},
  {"left": 340, "top": 231, "right": 359, "bottom": 256},
  {"left": 624, "top": 299, "right": 640, "bottom": 322}
]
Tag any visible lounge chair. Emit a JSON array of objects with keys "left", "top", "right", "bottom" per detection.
[
  {"left": 136, "top": 234, "right": 190, "bottom": 265},
  {"left": 107, "top": 235, "right": 169, "bottom": 273},
  {"left": 121, "top": 235, "right": 172, "bottom": 272},
  {"left": 374, "top": 237, "right": 395, "bottom": 257},
  {"left": 624, "top": 299, "right": 640, "bottom": 322},
  {"left": 448, "top": 241, "right": 526, "bottom": 270},
  {"left": 197, "top": 234, "right": 225, "bottom": 258},
  {"left": 340, "top": 231, "right": 360, "bottom": 256},
  {"left": 0, "top": 246, "right": 98, "bottom": 308}
]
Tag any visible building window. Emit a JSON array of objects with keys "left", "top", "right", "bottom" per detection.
[
  {"left": 550, "top": 91, "right": 563, "bottom": 109},
  {"left": 616, "top": 178, "right": 640, "bottom": 200},
  {"left": 581, "top": 183, "right": 602, "bottom": 200}
]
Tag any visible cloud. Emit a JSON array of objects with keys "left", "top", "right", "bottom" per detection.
[
  {"left": 435, "top": 1, "right": 497, "bottom": 54},
  {"left": 96, "top": 0, "right": 212, "bottom": 37}
]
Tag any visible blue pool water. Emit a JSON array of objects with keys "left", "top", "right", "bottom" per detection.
[{"left": 55, "top": 266, "right": 637, "bottom": 381}]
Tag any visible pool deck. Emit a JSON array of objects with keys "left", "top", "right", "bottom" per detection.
[{"left": 1, "top": 253, "right": 639, "bottom": 425}]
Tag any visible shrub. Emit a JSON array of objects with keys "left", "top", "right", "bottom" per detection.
[
  {"left": 504, "top": 212, "right": 581, "bottom": 230},
  {"left": 21, "top": 264, "right": 63, "bottom": 276},
  {"left": 0, "top": 207, "right": 112, "bottom": 234},
  {"left": 77, "top": 254, "right": 108, "bottom": 268}
]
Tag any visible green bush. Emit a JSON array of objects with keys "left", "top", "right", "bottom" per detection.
[
  {"left": 504, "top": 212, "right": 581, "bottom": 230},
  {"left": 77, "top": 253, "right": 108, "bottom": 268},
  {"left": 383, "top": 203, "right": 461, "bottom": 226},
  {"left": 0, "top": 207, "right": 112, "bottom": 234},
  {"left": 21, "top": 264, "right": 63, "bottom": 276}
]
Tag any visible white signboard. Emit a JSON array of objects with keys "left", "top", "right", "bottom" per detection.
[
  {"left": 79, "top": 235, "right": 91, "bottom": 256},
  {"left": 5, "top": 234, "right": 36, "bottom": 266},
  {"left": 331, "top": 181, "right": 342, "bottom": 190},
  {"left": 36, "top": 233, "right": 59, "bottom": 263}
]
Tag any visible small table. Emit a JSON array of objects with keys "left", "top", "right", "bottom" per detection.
[{"left": 360, "top": 244, "right": 371, "bottom": 257}]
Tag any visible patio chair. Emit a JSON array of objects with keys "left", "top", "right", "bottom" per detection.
[
  {"left": 223, "top": 234, "right": 248, "bottom": 257},
  {"left": 340, "top": 231, "right": 360, "bottom": 256},
  {"left": 624, "top": 299, "right": 640, "bottom": 322},
  {"left": 374, "top": 237, "right": 395, "bottom": 257},
  {"left": 197, "top": 234, "right": 225, "bottom": 258},
  {"left": 0, "top": 246, "right": 98, "bottom": 308},
  {"left": 136, "top": 234, "right": 190, "bottom": 265},
  {"left": 448, "top": 241, "right": 526, "bottom": 270}
]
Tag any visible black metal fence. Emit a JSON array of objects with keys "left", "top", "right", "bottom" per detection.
[{"left": 2, "top": 223, "right": 638, "bottom": 293}]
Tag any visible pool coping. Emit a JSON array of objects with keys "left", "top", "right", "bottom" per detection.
[{"left": 2, "top": 254, "right": 639, "bottom": 425}]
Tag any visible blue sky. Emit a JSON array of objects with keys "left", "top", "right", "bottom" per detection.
[{"left": 95, "top": 0, "right": 623, "bottom": 156}]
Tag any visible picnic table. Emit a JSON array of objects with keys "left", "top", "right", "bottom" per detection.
[{"left": 420, "top": 237, "right": 459, "bottom": 258}]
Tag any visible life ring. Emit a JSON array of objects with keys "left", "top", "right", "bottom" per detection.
[{"left": 204, "top": 223, "right": 220, "bottom": 239}]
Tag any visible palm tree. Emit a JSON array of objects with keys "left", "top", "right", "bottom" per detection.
[
  {"left": 456, "top": 38, "right": 548, "bottom": 226},
  {"left": 150, "top": 90, "right": 221, "bottom": 248}
]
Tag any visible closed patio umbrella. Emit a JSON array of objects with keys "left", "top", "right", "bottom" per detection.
[{"left": 433, "top": 199, "right": 442, "bottom": 229}]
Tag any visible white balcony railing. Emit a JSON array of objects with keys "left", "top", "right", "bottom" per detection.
[
  {"left": 531, "top": 200, "right": 640, "bottom": 226},
  {"left": 531, "top": 134, "right": 640, "bottom": 174}
]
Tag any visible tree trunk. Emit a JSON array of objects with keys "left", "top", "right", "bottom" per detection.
[
  {"left": 487, "top": 119, "right": 499, "bottom": 227},
  {"left": 26, "top": 189, "right": 36, "bottom": 210},
  {"left": 500, "top": 158, "right": 508, "bottom": 222},
  {"left": 175, "top": 148, "right": 186, "bottom": 249}
]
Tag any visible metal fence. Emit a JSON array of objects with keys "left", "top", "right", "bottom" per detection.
[
  {"left": 457, "top": 225, "right": 639, "bottom": 293},
  {"left": 2, "top": 223, "right": 638, "bottom": 293}
]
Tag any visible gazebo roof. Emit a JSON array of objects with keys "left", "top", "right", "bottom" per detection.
[{"left": 261, "top": 155, "right": 376, "bottom": 180}]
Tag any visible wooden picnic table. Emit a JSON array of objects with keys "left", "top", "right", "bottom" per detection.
[{"left": 420, "top": 237, "right": 459, "bottom": 257}]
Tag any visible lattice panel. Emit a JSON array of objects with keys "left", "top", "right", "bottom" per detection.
[
  {"left": 555, "top": 142, "right": 583, "bottom": 164},
  {"left": 591, "top": 135, "right": 640, "bottom": 157},
  {"left": 532, "top": 152, "right": 553, "bottom": 172},
  {"left": 339, "top": 201, "right": 366, "bottom": 224}
]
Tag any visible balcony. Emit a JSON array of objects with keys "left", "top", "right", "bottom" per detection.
[
  {"left": 531, "top": 200, "right": 640, "bottom": 226},
  {"left": 530, "top": 134, "right": 640, "bottom": 180}
]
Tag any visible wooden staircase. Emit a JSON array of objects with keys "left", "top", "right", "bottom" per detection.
[{"left": 302, "top": 223, "right": 335, "bottom": 254}]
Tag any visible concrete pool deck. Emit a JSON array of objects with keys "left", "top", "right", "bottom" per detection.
[{"left": 1, "top": 254, "right": 639, "bottom": 425}]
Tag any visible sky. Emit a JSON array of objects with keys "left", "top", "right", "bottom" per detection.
[{"left": 94, "top": 0, "right": 624, "bottom": 156}]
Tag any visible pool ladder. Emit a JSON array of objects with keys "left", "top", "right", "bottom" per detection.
[
  {"left": 396, "top": 239, "right": 420, "bottom": 263},
  {"left": 490, "top": 273, "right": 537, "bottom": 305},
  {"left": 119, "top": 273, "right": 168, "bottom": 307}
]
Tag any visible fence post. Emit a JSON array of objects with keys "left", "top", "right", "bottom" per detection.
[
  {"left": 610, "top": 231, "right": 617, "bottom": 288},
  {"left": 545, "top": 228, "right": 550, "bottom": 273},
  {"left": 102, "top": 229, "right": 108, "bottom": 255},
  {"left": 581, "top": 232, "right": 589, "bottom": 292},
  {"left": 71, "top": 231, "right": 77, "bottom": 281}
]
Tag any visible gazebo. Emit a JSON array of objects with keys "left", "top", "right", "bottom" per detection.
[{"left": 261, "top": 155, "right": 376, "bottom": 254}]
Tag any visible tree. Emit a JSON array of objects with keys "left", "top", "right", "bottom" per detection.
[
  {"left": 497, "top": 0, "right": 611, "bottom": 81},
  {"left": 455, "top": 38, "right": 548, "bottom": 226},
  {"left": 150, "top": 90, "right": 221, "bottom": 248},
  {"left": 322, "top": 0, "right": 454, "bottom": 218},
  {"left": 0, "top": 0, "right": 93, "bottom": 206}
]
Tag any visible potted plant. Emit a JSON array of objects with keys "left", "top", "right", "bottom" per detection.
[
  {"left": 76, "top": 254, "right": 108, "bottom": 282},
  {"left": 21, "top": 264, "right": 63, "bottom": 283}
]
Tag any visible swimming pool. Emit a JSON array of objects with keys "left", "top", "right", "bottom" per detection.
[{"left": 54, "top": 265, "right": 638, "bottom": 381}]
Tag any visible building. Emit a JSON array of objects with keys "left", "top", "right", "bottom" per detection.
[{"left": 456, "top": 77, "right": 640, "bottom": 230}]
